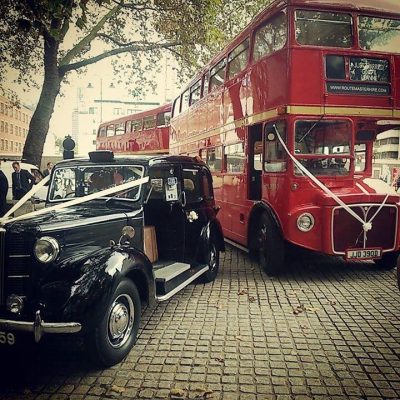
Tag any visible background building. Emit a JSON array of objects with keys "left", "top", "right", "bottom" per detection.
[
  {"left": 0, "top": 95, "right": 33, "bottom": 159},
  {"left": 373, "top": 128, "right": 400, "bottom": 186},
  {"left": 71, "top": 82, "right": 162, "bottom": 156}
]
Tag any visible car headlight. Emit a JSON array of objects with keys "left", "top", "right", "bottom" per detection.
[
  {"left": 296, "top": 213, "right": 315, "bottom": 232},
  {"left": 34, "top": 236, "right": 60, "bottom": 263}
]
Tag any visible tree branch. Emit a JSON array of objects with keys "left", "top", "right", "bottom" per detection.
[
  {"left": 97, "top": 33, "right": 141, "bottom": 47},
  {"left": 59, "top": 41, "right": 181, "bottom": 73},
  {"left": 59, "top": 4, "right": 121, "bottom": 67}
]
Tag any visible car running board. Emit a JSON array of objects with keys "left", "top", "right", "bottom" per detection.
[{"left": 155, "top": 263, "right": 209, "bottom": 302}]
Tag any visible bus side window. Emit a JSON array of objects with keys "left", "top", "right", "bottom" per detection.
[
  {"left": 190, "top": 80, "right": 201, "bottom": 105},
  {"left": 106, "top": 124, "right": 115, "bottom": 137},
  {"left": 227, "top": 39, "right": 249, "bottom": 79},
  {"left": 172, "top": 96, "right": 181, "bottom": 118},
  {"left": 206, "top": 146, "right": 222, "bottom": 172},
  {"left": 157, "top": 111, "right": 171, "bottom": 127},
  {"left": 253, "top": 11, "right": 287, "bottom": 61},
  {"left": 225, "top": 143, "right": 245, "bottom": 173},
  {"left": 181, "top": 89, "right": 190, "bottom": 113},
  {"left": 209, "top": 59, "right": 226, "bottom": 91},
  {"left": 202, "top": 72, "right": 209, "bottom": 97},
  {"left": 264, "top": 121, "right": 287, "bottom": 172}
]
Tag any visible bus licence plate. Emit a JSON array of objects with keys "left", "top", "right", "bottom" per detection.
[{"left": 345, "top": 248, "right": 382, "bottom": 260}]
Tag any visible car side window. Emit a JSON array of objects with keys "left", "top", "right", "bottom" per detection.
[
  {"left": 182, "top": 167, "right": 203, "bottom": 204},
  {"left": 148, "top": 166, "right": 181, "bottom": 202}
]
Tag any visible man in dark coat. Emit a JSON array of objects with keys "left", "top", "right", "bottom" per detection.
[
  {"left": 0, "top": 169, "right": 8, "bottom": 216},
  {"left": 11, "top": 161, "right": 35, "bottom": 200}
]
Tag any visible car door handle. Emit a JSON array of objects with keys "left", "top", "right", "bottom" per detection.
[{"left": 181, "top": 191, "right": 186, "bottom": 207}]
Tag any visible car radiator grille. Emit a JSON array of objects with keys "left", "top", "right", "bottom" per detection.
[
  {"left": 2, "top": 232, "right": 34, "bottom": 304},
  {"left": 332, "top": 204, "right": 397, "bottom": 253}
]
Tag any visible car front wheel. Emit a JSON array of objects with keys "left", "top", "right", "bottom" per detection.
[
  {"left": 201, "top": 238, "right": 219, "bottom": 283},
  {"left": 86, "top": 278, "right": 141, "bottom": 367}
]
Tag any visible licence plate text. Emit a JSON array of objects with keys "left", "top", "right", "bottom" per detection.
[
  {"left": 346, "top": 248, "right": 382, "bottom": 260},
  {"left": 0, "top": 331, "right": 15, "bottom": 346}
]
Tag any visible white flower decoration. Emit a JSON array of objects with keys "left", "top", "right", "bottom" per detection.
[{"left": 187, "top": 210, "right": 198, "bottom": 222}]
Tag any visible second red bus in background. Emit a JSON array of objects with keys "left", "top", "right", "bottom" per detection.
[{"left": 97, "top": 103, "right": 171, "bottom": 155}]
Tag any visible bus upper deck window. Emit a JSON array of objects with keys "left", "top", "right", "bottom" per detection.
[
  {"left": 106, "top": 124, "right": 115, "bottom": 137},
  {"left": 295, "top": 10, "right": 352, "bottom": 48},
  {"left": 227, "top": 39, "right": 249, "bottom": 79},
  {"left": 157, "top": 111, "right": 171, "bottom": 127},
  {"left": 209, "top": 59, "right": 226, "bottom": 91},
  {"left": 190, "top": 81, "right": 201, "bottom": 105},
  {"left": 254, "top": 12, "right": 287, "bottom": 61},
  {"left": 181, "top": 90, "right": 190, "bottom": 113},
  {"left": 143, "top": 115, "right": 156, "bottom": 130},
  {"left": 359, "top": 16, "right": 400, "bottom": 54}
]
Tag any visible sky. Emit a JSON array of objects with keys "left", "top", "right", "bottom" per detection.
[{"left": 5, "top": 53, "right": 180, "bottom": 139}]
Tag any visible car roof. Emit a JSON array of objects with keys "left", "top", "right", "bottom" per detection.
[{"left": 54, "top": 153, "right": 206, "bottom": 169}]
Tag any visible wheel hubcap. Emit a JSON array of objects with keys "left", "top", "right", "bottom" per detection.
[
  {"left": 108, "top": 294, "right": 134, "bottom": 348},
  {"left": 209, "top": 245, "right": 217, "bottom": 272}
]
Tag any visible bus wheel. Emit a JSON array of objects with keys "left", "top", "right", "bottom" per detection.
[
  {"left": 257, "top": 213, "right": 284, "bottom": 276},
  {"left": 86, "top": 278, "right": 141, "bottom": 367},
  {"left": 373, "top": 251, "right": 399, "bottom": 270}
]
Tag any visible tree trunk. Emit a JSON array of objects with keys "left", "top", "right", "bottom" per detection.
[{"left": 22, "top": 33, "right": 63, "bottom": 167}]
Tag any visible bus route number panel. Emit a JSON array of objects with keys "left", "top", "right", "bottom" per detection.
[{"left": 345, "top": 248, "right": 382, "bottom": 260}]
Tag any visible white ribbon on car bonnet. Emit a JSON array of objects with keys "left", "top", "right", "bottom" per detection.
[
  {"left": 273, "top": 125, "right": 389, "bottom": 233},
  {"left": 0, "top": 176, "right": 149, "bottom": 225},
  {"left": 3, "top": 174, "right": 51, "bottom": 220}
]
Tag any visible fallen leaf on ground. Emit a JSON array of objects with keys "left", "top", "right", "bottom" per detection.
[
  {"left": 248, "top": 296, "right": 256, "bottom": 302},
  {"left": 109, "top": 385, "right": 125, "bottom": 394},
  {"left": 306, "top": 306, "right": 320, "bottom": 312},
  {"left": 214, "top": 357, "right": 224, "bottom": 363},
  {"left": 238, "top": 289, "right": 248, "bottom": 295},
  {"left": 170, "top": 388, "right": 186, "bottom": 398},
  {"left": 293, "top": 304, "right": 305, "bottom": 315}
]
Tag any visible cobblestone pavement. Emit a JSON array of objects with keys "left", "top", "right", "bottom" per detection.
[{"left": 1, "top": 246, "right": 400, "bottom": 400}]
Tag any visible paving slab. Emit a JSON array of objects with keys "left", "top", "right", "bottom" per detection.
[{"left": 1, "top": 245, "right": 399, "bottom": 399}]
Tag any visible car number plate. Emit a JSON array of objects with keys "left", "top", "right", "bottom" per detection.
[
  {"left": 0, "top": 331, "right": 15, "bottom": 346},
  {"left": 345, "top": 248, "right": 382, "bottom": 260}
]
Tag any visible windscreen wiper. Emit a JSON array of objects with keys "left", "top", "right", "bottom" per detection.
[{"left": 298, "top": 114, "right": 325, "bottom": 143}]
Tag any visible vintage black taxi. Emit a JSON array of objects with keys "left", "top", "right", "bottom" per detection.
[{"left": 0, "top": 151, "right": 224, "bottom": 366}]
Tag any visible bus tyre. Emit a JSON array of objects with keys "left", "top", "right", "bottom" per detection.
[
  {"left": 258, "top": 213, "right": 284, "bottom": 276},
  {"left": 373, "top": 251, "right": 399, "bottom": 271},
  {"left": 201, "top": 237, "right": 220, "bottom": 283},
  {"left": 86, "top": 278, "right": 141, "bottom": 367}
]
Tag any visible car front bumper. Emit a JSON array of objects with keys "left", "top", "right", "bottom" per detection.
[{"left": 0, "top": 310, "right": 81, "bottom": 342}]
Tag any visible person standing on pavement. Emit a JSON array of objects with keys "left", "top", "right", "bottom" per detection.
[
  {"left": 0, "top": 167, "right": 8, "bottom": 216},
  {"left": 11, "top": 161, "right": 35, "bottom": 200},
  {"left": 43, "top": 162, "right": 53, "bottom": 177}
]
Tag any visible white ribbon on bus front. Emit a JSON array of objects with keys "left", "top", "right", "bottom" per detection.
[
  {"left": 3, "top": 174, "right": 51, "bottom": 220},
  {"left": 273, "top": 125, "right": 389, "bottom": 233},
  {"left": 0, "top": 176, "right": 149, "bottom": 225}
]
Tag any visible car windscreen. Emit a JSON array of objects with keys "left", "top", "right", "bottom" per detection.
[{"left": 49, "top": 164, "right": 144, "bottom": 202}]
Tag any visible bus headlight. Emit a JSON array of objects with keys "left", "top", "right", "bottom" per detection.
[
  {"left": 34, "top": 236, "right": 60, "bottom": 263},
  {"left": 297, "top": 213, "right": 314, "bottom": 232}
]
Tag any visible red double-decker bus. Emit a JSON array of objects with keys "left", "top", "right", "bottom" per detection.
[
  {"left": 96, "top": 103, "right": 171, "bottom": 155},
  {"left": 170, "top": 0, "right": 400, "bottom": 274}
]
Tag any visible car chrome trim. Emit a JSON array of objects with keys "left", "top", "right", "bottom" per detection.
[
  {"left": 0, "top": 310, "right": 81, "bottom": 342},
  {"left": 9, "top": 255, "right": 30, "bottom": 258},
  {"left": 156, "top": 266, "right": 209, "bottom": 302}
]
